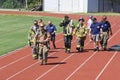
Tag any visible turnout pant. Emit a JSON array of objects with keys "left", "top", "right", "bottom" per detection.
[
  {"left": 64, "top": 35, "right": 72, "bottom": 52},
  {"left": 32, "top": 43, "right": 39, "bottom": 59},
  {"left": 100, "top": 32, "right": 109, "bottom": 49},
  {"left": 76, "top": 36, "right": 86, "bottom": 51},
  {"left": 39, "top": 45, "right": 49, "bottom": 64}
]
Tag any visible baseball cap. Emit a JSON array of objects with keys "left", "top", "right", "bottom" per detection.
[
  {"left": 89, "top": 15, "right": 93, "bottom": 19},
  {"left": 92, "top": 18, "right": 97, "bottom": 21},
  {"left": 102, "top": 15, "right": 107, "bottom": 20}
]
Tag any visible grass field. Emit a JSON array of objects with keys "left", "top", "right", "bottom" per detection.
[{"left": 0, "top": 14, "right": 65, "bottom": 56}]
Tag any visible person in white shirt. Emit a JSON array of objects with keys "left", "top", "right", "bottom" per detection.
[{"left": 87, "top": 16, "right": 93, "bottom": 42}]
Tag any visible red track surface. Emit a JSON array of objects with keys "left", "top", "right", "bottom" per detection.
[{"left": 0, "top": 11, "right": 120, "bottom": 80}]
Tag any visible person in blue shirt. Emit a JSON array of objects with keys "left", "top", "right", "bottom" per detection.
[
  {"left": 99, "top": 16, "right": 112, "bottom": 50},
  {"left": 45, "top": 21, "right": 57, "bottom": 49},
  {"left": 90, "top": 18, "right": 101, "bottom": 51}
]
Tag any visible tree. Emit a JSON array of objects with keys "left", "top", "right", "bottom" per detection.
[
  {"left": 0, "top": 0, "right": 5, "bottom": 8},
  {"left": 1, "top": 0, "right": 42, "bottom": 10}
]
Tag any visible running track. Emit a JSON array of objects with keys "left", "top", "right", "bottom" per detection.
[{"left": 0, "top": 11, "right": 120, "bottom": 80}]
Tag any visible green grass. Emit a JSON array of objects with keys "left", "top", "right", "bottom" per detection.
[{"left": 0, "top": 14, "right": 64, "bottom": 56}]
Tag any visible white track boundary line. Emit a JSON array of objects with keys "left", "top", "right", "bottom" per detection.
[
  {"left": 0, "top": 37, "right": 63, "bottom": 70},
  {"left": 95, "top": 51, "right": 118, "bottom": 80},
  {"left": 0, "top": 46, "right": 28, "bottom": 59},
  {"left": 0, "top": 32, "right": 62, "bottom": 59},
  {"left": 65, "top": 28, "right": 120, "bottom": 80}
]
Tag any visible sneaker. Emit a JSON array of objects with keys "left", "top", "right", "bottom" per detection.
[
  {"left": 39, "top": 59, "right": 43, "bottom": 65},
  {"left": 80, "top": 48, "right": 83, "bottom": 52},
  {"left": 66, "top": 50, "right": 70, "bottom": 53},
  {"left": 94, "top": 48, "right": 97, "bottom": 51},
  {"left": 43, "top": 61, "right": 47, "bottom": 65},
  {"left": 94, "top": 47, "right": 99, "bottom": 51},
  {"left": 103, "top": 48, "right": 107, "bottom": 51},
  {"left": 78, "top": 49, "right": 81, "bottom": 52},
  {"left": 96, "top": 47, "right": 99, "bottom": 51}
]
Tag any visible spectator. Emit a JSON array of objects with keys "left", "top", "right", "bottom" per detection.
[
  {"left": 45, "top": 21, "right": 57, "bottom": 49},
  {"left": 100, "top": 15, "right": 112, "bottom": 50},
  {"left": 90, "top": 18, "right": 101, "bottom": 51}
]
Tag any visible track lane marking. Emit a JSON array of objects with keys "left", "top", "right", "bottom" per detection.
[
  {"left": 0, "top": 37, "right": 63, "bottom": 70},
  {"left": 0, "top": 32, "right": 62, "bottom": 59},
  {"left": 65, "top": 29, "right": 120, "bottom": 80},
  {"left": 6, "top": 38, "right": 78, "bottom": 80},
  {"left": 35, "top": 40, "right": 91, "bottom": 80},
  {"left": 6, "top": 37, "right": 82, "bottom": 80},
  {"left": 95, "top": 51, "right": 118, "bottom": 80}
]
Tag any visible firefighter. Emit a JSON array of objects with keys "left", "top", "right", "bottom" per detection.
[
  {"left": 38, "top": 18, "right": 45, "bottom": 27},
  {"left": 64, "top": 20, "right": 74, "bottom": 53},
  {"left": 59, "top": 15, "right": 74, "bottom": 53},
  {"left": 28, "top": 20, "right": 39, "bottom": 59},
  {"left": 34, "top": 24, "right": 50, "bottom": 65},
  {"left": 73, "top": 17, "right": 87, "bottom": 52}
]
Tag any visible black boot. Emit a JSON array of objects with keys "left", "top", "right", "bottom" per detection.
[
  {"left": 76, "top": 47, "right": 80, "bottom": 52},
  {"left": 53, "top": 44, "right": 56, "bottom": 49}
]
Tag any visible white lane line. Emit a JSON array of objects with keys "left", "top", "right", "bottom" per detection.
[
  {"left": 6, "top": 51, "right": 60, "bottom": 80},
  {"left": 65, "top": 29, "right": 120, "bottom": 80},
  {"left": 35, "top": 53, "right": 75, "bottom": 80},
  {"left": 6, "top": 40, "right": 79, "bottom": 80},
  {"left": 35, "top": 41, "right": 90, "bottom": 80},
  {"left": 95, "top": 51, "right": 118, "bottom": 80},
  {"left": 0, "top": 38, "right": 63, "bottom": 70},
  {"left": 0, "top": 32, "right": 62, "bottom": 59},
  {"left": 0, "top": 46, "right": 28, "bottom": 59},
  {"left": 6, "top": 22, "right": 120, "bottom": 80},
  {"left": 0, "top": 54, "right": 30, "bottom": 70},
  {"left": 108, "top": 29, "right": 120, "bottom": 41},
  {"left": 65, "top": 51, "right": 98, "bottom": 80}
]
